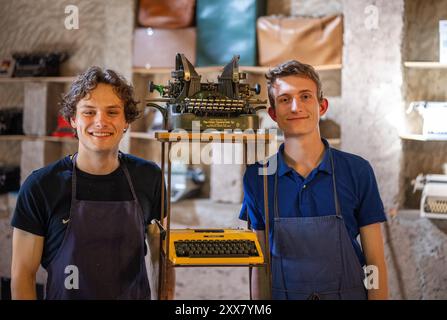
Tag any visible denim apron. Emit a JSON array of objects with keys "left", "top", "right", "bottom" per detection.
[
  {"left": 271, "top": 148, "right": 367, "bottom": 300},
  {"left": 46, "top": 153, "right": 151, "bottom": 299}
]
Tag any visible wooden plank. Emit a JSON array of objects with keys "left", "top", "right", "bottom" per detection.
[
  {"left": 133, "top": 64, "right": 343, "bottom": 76},
  {"left": 0, "top": 77, "right": 76, "bottom": 83},
  {"left": 399, "top": 133, "right": 447, "bottom": 141},
  {"left": 404, "top": 61, "right": 447, "bottom": 69},
  {"left": 0, "top": 135, "right": 77, "bottom": 143}
]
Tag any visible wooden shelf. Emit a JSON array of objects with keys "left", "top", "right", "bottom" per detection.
[
  {"left": 0, "top": 135, "right": 77, "bottom": 143},
  {"left": 133, "top": 64, "right": 342, "bottom": 76},
  {"left": 404, "top": 61, "right": 447, "bottom": 69},
  {"left": 129, "top": 131, "right": 156, "bottom": 140},
  {"left": 399, "top": 133, "right": 447, "bottom": 141},
  {"left": 276, "top": 135, "right": 341, "bottom": 146},
  {"left": 0, "top": 76, "right": 76, "bottom": 83}
]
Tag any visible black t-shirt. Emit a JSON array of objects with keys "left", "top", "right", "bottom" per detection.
[{"left": 11, "top": 153, "right": 163, "bottom": 269}]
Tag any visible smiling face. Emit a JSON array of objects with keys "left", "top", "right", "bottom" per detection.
[
  {"left": 268, "top": 75, "right": 328, "bottom": 137},
  {"left": 70, "top": 83, "right": 128, "bottom": 155}
]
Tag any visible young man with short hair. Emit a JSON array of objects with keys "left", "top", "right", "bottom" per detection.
[{"left": 240, "top": 60, "right": 388, "bottom": 300}]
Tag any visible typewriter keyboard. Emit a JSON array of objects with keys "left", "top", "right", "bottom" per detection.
[{"left": 174, "top": 239, "right": 260, "bottom": 258}]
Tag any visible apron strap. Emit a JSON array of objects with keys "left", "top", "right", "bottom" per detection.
[
  {"left": 71, "top": 153, "right": 78, "bottom": 204},
  {"left": 328, "top": 148, "right": 341, "bottom": 217},
  {"left": 119, "top": 153, "right": 140, "bottom": 202},
  {"left": 274, "top": 165, "right": 280, "bottom": 220}
]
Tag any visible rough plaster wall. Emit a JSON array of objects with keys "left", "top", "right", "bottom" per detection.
[
  {"left": 342, "top": 0, "right": 404, "bottom": 211},
  {"left": 291, "top": 0, "right": 342, "bottom": 17},
  {"left": 384, "top": 213, "right": 447, "bottom": 299}
]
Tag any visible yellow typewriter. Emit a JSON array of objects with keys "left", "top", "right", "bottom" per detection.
[{"left": 165, "top": 229, "right": 264, "bottom": 266}]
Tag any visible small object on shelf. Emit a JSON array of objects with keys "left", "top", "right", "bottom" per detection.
[
  {"left": 0, "top": 57, "right": 15, "bottom": 78},
  {"left": 406, "top": 101, "right": 447, "bottom": 139},
  {"left": 146, "top": 53, "right": 267, "bottom": 131},
  {"left": 138, "top": 0, "right": 195, "bottom": 29},
  {"left": 166, "top": 228, "right": 264, "bottom": 265},
  {"left": 0, "top": 166, "right": 20, "bottom": 194},
  {"left": 0, "top": 107, "right": 23, "bottom": 135},
  {"left": 413, "top": 174, "right": 447, "bottom": 220},
  {"left": 196, "top": 0, "right": 264, "bottom": 66},
  {"left": 51, "top": 115, "right": 75, "bottom": 138},
  {"left": 12, "top": 52, "right": 68, "bottom": 77},
  {"left": 257, "top": 15, "right": 343, "bottom": 67}
]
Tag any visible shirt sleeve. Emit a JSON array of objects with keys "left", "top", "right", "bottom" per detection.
[
  {"left": 149, "top": 167, "right": 164, "bottom": 224},
  {"left": 239, "top": 166, "right": 265, "bottom": 230},
  {"left": 355, "top": 161, "right": 387, "bottom": 227},
  {"left": 10, "top": 173, "right": 47, "bottom": 236}
]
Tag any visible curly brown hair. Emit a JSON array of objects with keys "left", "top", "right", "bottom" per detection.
[
  {"left": 60, "top": 66, "right": 140, "bottom": 123},
  {"left": 265, "top": 60, "right": 324, "bottom": 109}
]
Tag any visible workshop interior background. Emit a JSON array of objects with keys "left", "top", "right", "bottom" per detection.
[{"left": 0, "top": 0, "right": 447, "bottom": 299}]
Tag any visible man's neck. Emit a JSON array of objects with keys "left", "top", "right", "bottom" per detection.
[
  {"left": 283, "top": 131, "right": 325, "bottom": 178},
  {"left": 75, "top": 148, "right": 120, "bottom": 175}
]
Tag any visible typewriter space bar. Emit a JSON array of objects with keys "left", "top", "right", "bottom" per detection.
[{"left": 190, "top": 254, "right": 250, "bottom": 258}]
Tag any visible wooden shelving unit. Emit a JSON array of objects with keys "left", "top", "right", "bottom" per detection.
[
  {"left": 0, "top": 76, "right": 76, "bottom": 83},
  {"left": 0, "top": 135, "right": 77, "bottom": 143},
  {"left": 399, "top": 133, "right": 447, "bottom": 141},
  {"left": 403, "top": 61, "right": 447, "bottom": 69},
  {"left": 133, "top": 64, "right": 342, "bottom": 76}
]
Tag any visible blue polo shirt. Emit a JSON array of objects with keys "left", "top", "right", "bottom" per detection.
[{"left": 239, "top": 139, "right": 386, "bottom": 266}]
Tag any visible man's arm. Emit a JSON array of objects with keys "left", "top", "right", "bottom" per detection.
[
  {"left": 251, "top": 230, "right": 270, "bottom": 300},
  {"left": 11, "top": 228, "right": 44, "bottom": 300},
  {"left": 147, "top": 220, "right": 175, "bottom": 300},
  {"left": 359, "top": 222, "right": 388, "bottom": 300}
]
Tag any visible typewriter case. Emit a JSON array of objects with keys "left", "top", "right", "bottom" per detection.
[{"left": 146, "top": 54, "right": 266, "bottom": 131}]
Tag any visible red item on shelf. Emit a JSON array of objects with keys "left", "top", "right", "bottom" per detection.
[{"left": 52, "top": 115, "right": 75, "bottom": 138}]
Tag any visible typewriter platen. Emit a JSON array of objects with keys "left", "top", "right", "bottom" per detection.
[
  {"left": 166, "top": 229, "right": 264, "bottom": 265},
  {"left": 146, "top": 53, "right": 267, "bottom": 131}
]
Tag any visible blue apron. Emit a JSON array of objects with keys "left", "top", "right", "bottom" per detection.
[
  {"left": 271, "top": 148, "right": 367, "bottom": 300},
  {"left": 45, "top": 153, "right": 151, "bottom": 299}
]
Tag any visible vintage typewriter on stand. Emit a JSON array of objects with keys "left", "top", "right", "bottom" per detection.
[
  {"left": 147, "top": 54, "right": 267, "bottom": 266},
  {"left": 146, "top": 53, "right": 266, "bottom": 131},
  {"left": 413, "top": 173, "right": 447, "bottom": 220}
]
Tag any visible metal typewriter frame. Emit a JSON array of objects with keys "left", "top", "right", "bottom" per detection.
[
  {"left": 155, "top": 131, "right": 273, "bottom": 299},
  {"left": 146, "top": 53, "right": 266, "bottom": 131}
]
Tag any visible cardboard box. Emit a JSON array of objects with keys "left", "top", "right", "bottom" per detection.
[{"left": 133, "top": 27, "right": 196, "bottom": 68}]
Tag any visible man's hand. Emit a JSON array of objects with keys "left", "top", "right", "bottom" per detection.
[{"left": 147, "top": 221, "right": 176, "bottom": 300}]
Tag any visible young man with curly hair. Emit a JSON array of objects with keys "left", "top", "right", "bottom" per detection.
[{"left": 11, "top": 66, "right": 173, "bottom": 300}]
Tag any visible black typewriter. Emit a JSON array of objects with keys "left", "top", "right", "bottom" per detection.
[
  {"left": 12, "top": 52, "right": 68, "bottom": 77},
  {"left": 146, "top": 53, "right": 266, "bottom": 131}
]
